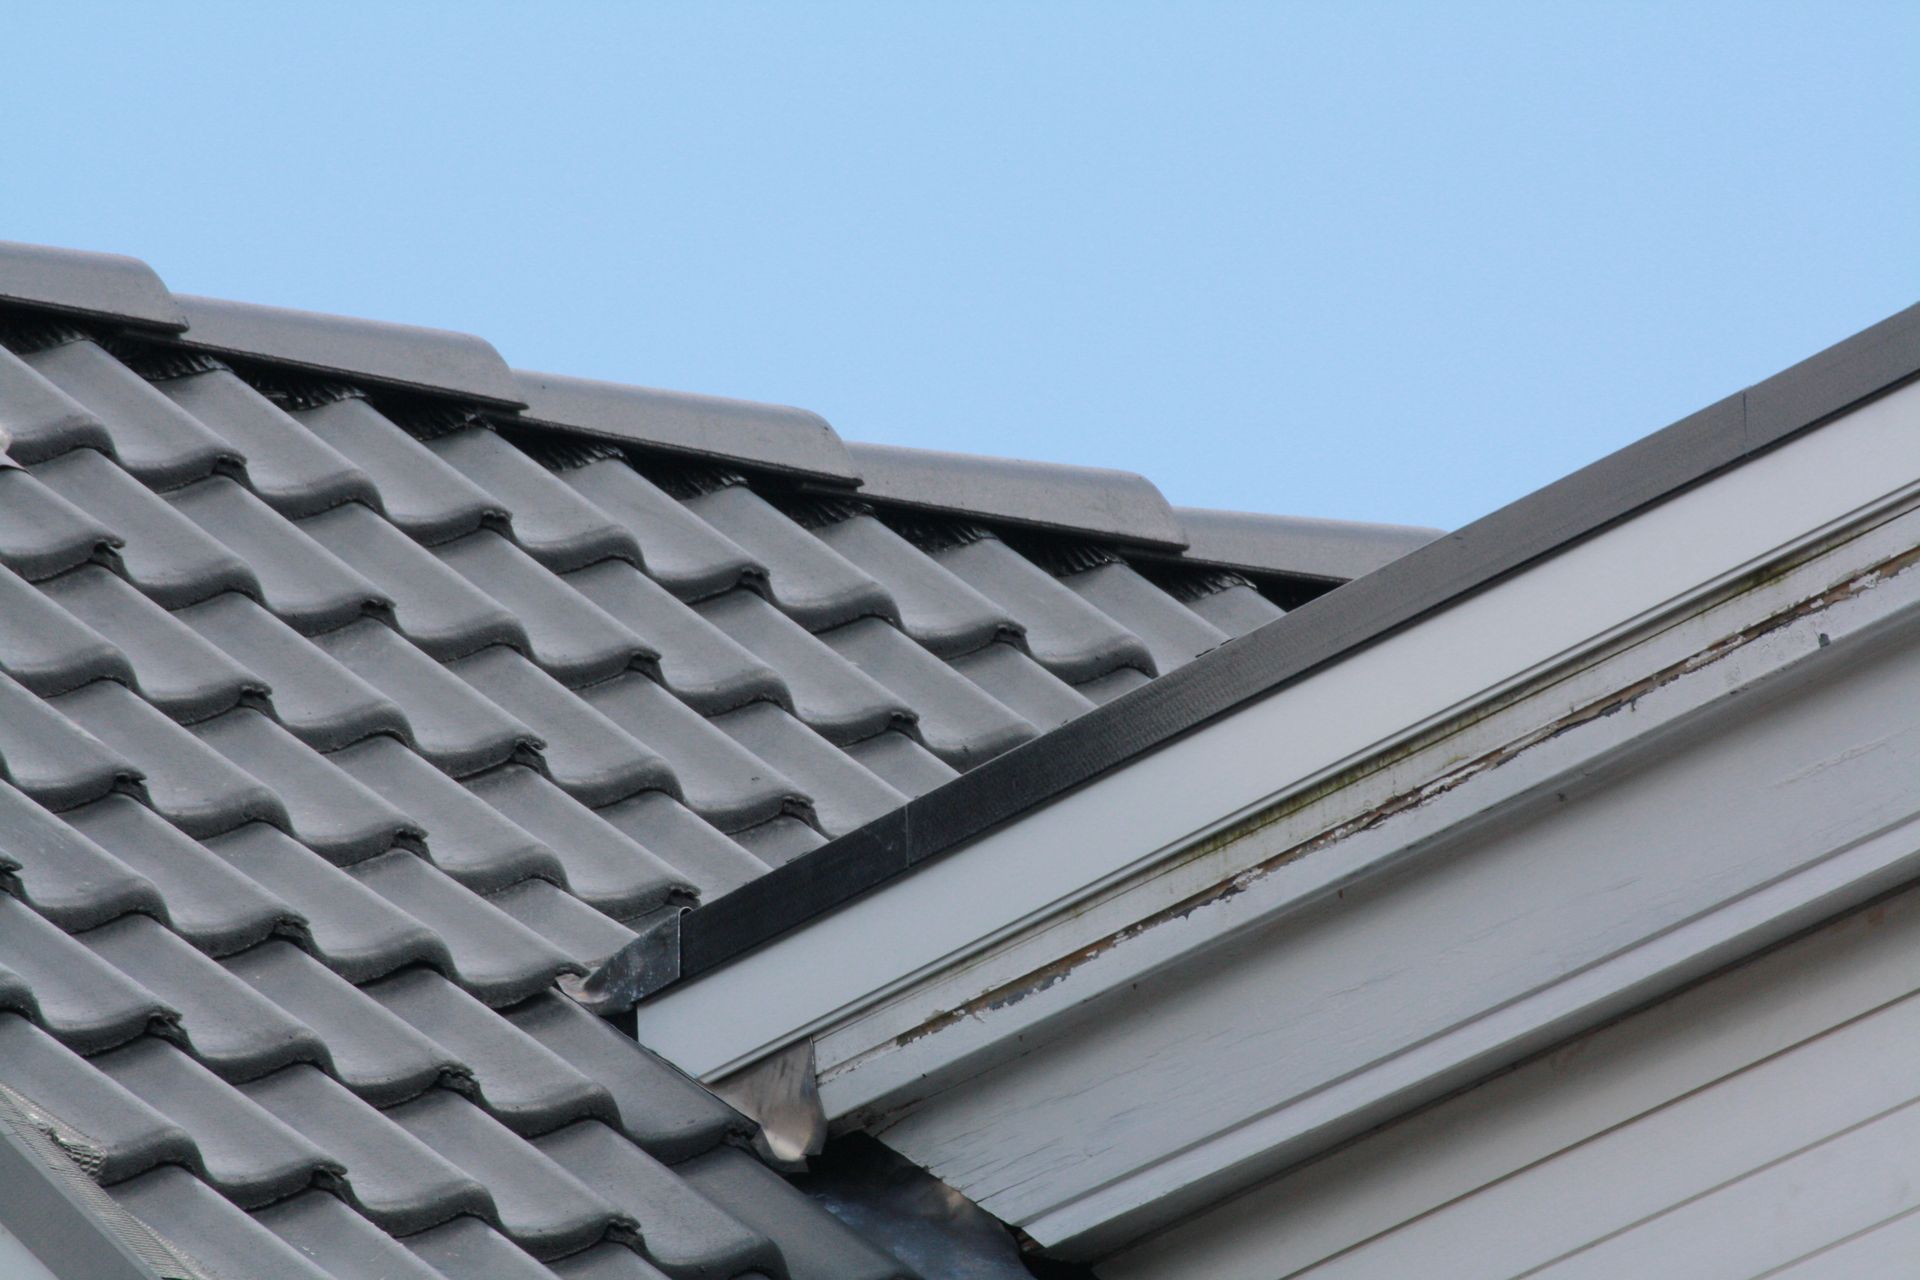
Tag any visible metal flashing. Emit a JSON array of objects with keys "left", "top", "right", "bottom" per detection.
[
  {"left": 0, "top": 242, "right": 187, "bottom": 333},
  {"left": 172, "top": 296, "right": 525, "bottom": 408},
  {"left": 0, "top": 1087, "right": 167, "bottom": 1280},
  {"left": 663, "top": 299, "right": 1920, "bottom": 986},
  {"left": 1167, "top": 508, "right": 1442, "bottom": 583},
  {"left": 512, "top": 370, "right": 859, "bottom": 485},
  {"left": 845, "top": 441, "right": 1189, "bottom": 551}
]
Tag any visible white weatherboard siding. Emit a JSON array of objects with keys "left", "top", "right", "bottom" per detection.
[{"left": 1101, "top": 881, "right": 1920, "bottom": 1280}]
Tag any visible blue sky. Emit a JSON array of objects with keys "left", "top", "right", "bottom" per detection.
[{"left": 7, "top": 2, "right": 1916, "bottom": 530}]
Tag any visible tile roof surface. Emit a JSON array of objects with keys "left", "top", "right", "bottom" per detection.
[{"left": 0, "top": 241, "right": 1436, "bottom": 1280}]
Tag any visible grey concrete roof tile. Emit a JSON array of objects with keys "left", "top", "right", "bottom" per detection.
[
  {"left": 1075, "top": 664, "right": 1154, "bottom": 704},
  {"left": 818, "top": 619, "right": 1036, "bottom": 769},
  {"left": 931, "top": 534, "right": 1156, "bottom": 684},
  {"left": 548, "top": 1244, "right": 679, "bottom": 1279},
  {"left": 107, "top": 1165, "right": 337, "bottom": 1280},
  {"left": 812, "top": 512, "right": 1020, "bottom": 657},
  {"left": 244, "top": 1063, "right": 495, "bottom": 1235},
  {"left": 0, "top": 1012, "right": 197, "bottom": 1186},
  {"left": 2, "top": 675, "right": 146, "bottom": 812},
  {"left": 730, "top": 814, "right": 827, "bottom": 868},
  {"left": 537, "top": 1120, "right": 784, "bottom": 1280},
  {"left": 68, "top": 795, "right": 305, "bottom": 957},
  {"left": 193, "top": 706, "right": 420, "bottom": 861},
  {"left": 453, "top": 647, "right": 679, "bottom": 809},
  {"left": 297, "top": 397, "right": 509, "bottom": 544},
  {"left": 698, "top": 589, "right": 910, "bottom": 745},
  {"left": 580, "top": 672, "right": 803, "bottom": 834},
  {"left": 388, "top": 1088, "right": 634, "bottom": 1259},
  {"left": 405, "top": 1215, "right": 562, "bottom": 1280},
  {"left": 174, "top": 295, "right": 525, "bottom": 408},
  {"left": 92, "top": 1037, "right": 342, "bottom": 1206},
  {"left": 513, "top": 368, "right": 859, "bottom": 486},
  {"left": 592, "top": 791, "right": 769, "bottom": 901},
  {"left": 0, "top": 563, "right": 134, "bottom": 697},
  {"left": 56, "top": 681, "right": 285, "bottom": 834},
  {"left": 80, "top": 914, "right": 329, "bottom": 1082},
  {"left": 0, "top": 780, "right": 162, "bottom": 932},
  {"left": 19, "top": 339, "right": 242, "bottom": 489},
  {"left": 0, "top": 242, "right": 186, "bottom": 331},
  {"left": 0, "top": 892, "right": 175, "bottom": 1053},
  {"left": 0, "top": 248, "right": 1414, "bottom": 1280},
  {"left": 152, "top": 366, "right": 380, "bottom": 517},
  {"left": 556, "top": 457, "right": 766, "bottom": 602},
  {"left": 946, "top": 641, "right": 1094, "bottom": 735},
  {"left": 711, "top": 704, "right": 903, "bottom": 841},
  {"left": 684, "top": 484, "right": 897, "bottom": 632},
  {"left": 678, "top": 1144, "right": 916, "bottom": 1280},
  {"left": 433, "top": 426, "right": 643, "bottom": 572},
  {"left": 1060, "top": 560, "right": 1230, "bottom": 674},
  {"left": 203, "top": 823, "right": 453, "bottom": 985},
  {"left": 487, "top": 878, "right": 638, "bottom": 970},
  {"left": 316, "top": 619, "right": 539, "bottom": 776},
  {"left": 366, "top": 967, "right": 618, "bottom": 1137},
  {"left": 848, "top": 439, "right": 1186, "bottom": 552},
  {"left": 568, "top": 561, "right": 788, "bottom": 716},
  {"left": 0, "top": 960, "right": 35, "bottom": 1018},
  {"left": 301, "top": 499, "right": 529, "bottom": 658},
  {"left": 182, "top": 597, "right": 410, "bottom": 751},
  {"left": 350, "top": 851, "right": 581, "bottom": 1007},
  {"left": 467, "top": 767, "right": 690, "bottom": 919},
  {"left": 273, "top": 1186, "right": 447, "bottom": 1272},
  {"left": 506, "top": 992, "right": 745, "bottom": 1164},
  {"left": 333, "top": 736, "right": 564, "bottom": 895},
  {"left": 34, "top": 448, "right": 260, "bottom": 607},
  {"left": 169, "top": 475, "right": 394, "bottom": 633},
  {"left": 0, "top": 466, "right": 122, "bottom": 581},
  {"left": 1182, "top": 578, "right": 1287, "bottom": 637},
  {"left": 841, "top": 731, "right": 957, "bottom": 800},
  {"left": 43, "top": 567, "right": 266, "bottom": 723},
  {"left": 438, "top": 530, "right": 658, "bottom": 687},
  {"left": 0, "top": 342, "right": 113, "bottom": 466},
  {"left": 223, "top": 941, "right": 467, "bottom": 1107},
  {"left": 255, "top": 1189, "right": 455, "bottom": 1280}
]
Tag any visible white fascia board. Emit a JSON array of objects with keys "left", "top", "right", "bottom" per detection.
[{"left": 635, "top": 376, "right": 1920, "bottom": 1084}]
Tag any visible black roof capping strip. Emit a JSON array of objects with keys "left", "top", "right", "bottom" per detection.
[
  {"left": 668, "top": 300, "right": 1920, "bottom": 985},
  {"left": 0, "top": 241, "right": 187, "bottom": 333}
]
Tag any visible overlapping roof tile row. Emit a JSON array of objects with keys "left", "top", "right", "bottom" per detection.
[{"left": 0, "top": 241, "right": 1435, "bottom": 1279}]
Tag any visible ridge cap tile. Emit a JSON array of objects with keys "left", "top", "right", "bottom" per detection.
[
  {"left": 845, "top": 438, "right": 1188, "bottom": 550},
  {"left": 173, "top": 294, "right": 525, "bottom": 408},
  {"left": 512, "top": 368, "right": 858, "bottom": 486},
  {"left": 0, "top": 241, "right": 188, "bottom": 332},
  {"left": 1170, "top": 504, "right": 1444, "bottom": 582}
]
